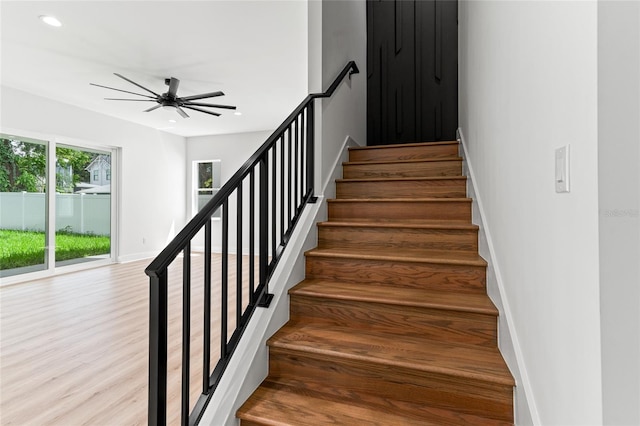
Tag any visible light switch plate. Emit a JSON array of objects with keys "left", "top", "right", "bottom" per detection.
[{"left": 555, "top": 145, "right": 570, "bottom": 193}]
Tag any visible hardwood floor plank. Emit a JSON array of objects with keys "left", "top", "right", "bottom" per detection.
[{"left": 0, "top": 254, "right": 255, "bottom": 425}]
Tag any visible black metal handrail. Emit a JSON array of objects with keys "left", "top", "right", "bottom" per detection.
[{"left": 146, "top": 60, "right": 359, "bottom": 426}]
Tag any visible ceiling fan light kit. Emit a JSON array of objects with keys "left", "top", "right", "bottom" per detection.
[{"left": 90, "top": 73, "right": 236, "bottom": 119}]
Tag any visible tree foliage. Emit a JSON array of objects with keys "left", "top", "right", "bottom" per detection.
[
  {"left": 0, "top": 138, "right": 98, "bottom": 193},
  {"left": 1, "top": 138, "right": 46, "bottom": 192},
  {"left": 0, "top": 140, "right": 14, "bottom": 191}
]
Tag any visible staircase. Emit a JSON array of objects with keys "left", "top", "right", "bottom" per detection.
[{"left": 237, "top": 141, "right": 515, "bottom": 425}]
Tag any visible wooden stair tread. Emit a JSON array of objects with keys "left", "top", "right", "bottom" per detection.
[
  {"left": 349, "top": 141, "right": 459, "bottom": 151},
  {"left": 328, "top": 197, "right": 472, "bottom": 203},
  {"left": 344, "top": 156, "right": 461, "bottom": 166},
  {"left": 338, "top": 176, "right": 466, "bottom": 182},
  {"left": 327, "top": 198, "right": 472, "bottom": 223},
  {"left": 336, "top": 176, "right": 466, "bottom": 183},
  {"left": 269, "top": 323, "right": 515, "bottom": 386},
  {"left": 237, "top": 380, "right": 511, "bottom": 426},
  {"left": 305, "top": 247, "right": 487, "bottom": 266},
  {"left": 318, "top": 220, "right": 479, "bottom": 230},
  {"left": 237, "top": 383, "right": 426, "bottom": 425},
  {"left": 290, "top": 279, "right": 498, "bottom": 315}
]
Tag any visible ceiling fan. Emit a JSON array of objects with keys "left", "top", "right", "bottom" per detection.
[{"left": 90, "top": 73, "right": 236, "bottom": 118}]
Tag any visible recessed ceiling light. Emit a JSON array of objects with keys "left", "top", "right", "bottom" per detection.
[
  {"left": 168, "top": 119, "right": 177, "bottom": 123},
  {"left": 234, "top": 112, "right": 242, "bottom": 116},
  {"left": 39, "top": 15, "right": 62, "bottom": 27}
]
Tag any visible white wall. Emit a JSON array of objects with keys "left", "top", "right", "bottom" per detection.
[
  {"left": 1, "top": 86, "right": 187, "bottom": 263},
  {"left": 185, "top": 130, "right": 272, "bottom": 253},
  {"left": 598, "top": 1, "right": 640, "bottom": 424},
  {"left": 307, "top": 0, "right": 366, "bottom": 192},
  {"left": 459, "top": 1, "right": 602, "bottom": 424},
  {"left": 319, "top": 0, "right": 367, "bottom": 189}
]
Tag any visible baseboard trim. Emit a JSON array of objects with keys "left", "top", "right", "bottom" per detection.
[{"left": 116, "top": 251, "right": 158, "bottom": 264}]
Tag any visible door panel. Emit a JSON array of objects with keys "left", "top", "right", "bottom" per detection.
[
  {"left": 367, "top": 0, "right": 458, "bottom": 146},
  {"left": 0, "top": 136, "right": 48, "bottom": 277},
  {"left": 55, "top": 145, "right": 111, "bottom": 267}
]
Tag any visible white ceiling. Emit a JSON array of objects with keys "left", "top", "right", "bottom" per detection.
[{"left": 0, "top": 1, "right": 308, "bottom": 137}]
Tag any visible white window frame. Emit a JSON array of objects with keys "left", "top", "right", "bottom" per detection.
[{"left": 192, "top": 159, "right": 221, "bottom": 219}]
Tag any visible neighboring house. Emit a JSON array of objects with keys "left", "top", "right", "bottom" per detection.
[{"left": 85, "top": 154, "right": 111, "bottom": 187}]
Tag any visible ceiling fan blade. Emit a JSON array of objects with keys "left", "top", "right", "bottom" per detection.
[
  {"left": 179, "top": 91, "right": 224, "bottom": 101},
  {"left": 167, "top": 78, "right": 180, "bottom": 98},
  {"left": 182, "top": 105, "right": 221, "bottom": 117},
  {"left": 114, "top": 73, "right": 160, "bottom": 97},
  {"left": 182, "top": 101, "right": 236, "bottom": 110},
  {"left": 176, "top": 107, "right": 190, "bottom": 118},
  {"left": 144, "top": 104, "right": 162, "bottom": 112},
  {"left": 104, "top": 98, "right": 156, "bottom": 101},
  {"left": 90, "top": 83, "right": 156, "bottom": 99}
]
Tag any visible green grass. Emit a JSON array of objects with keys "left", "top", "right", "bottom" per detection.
[{"left": 0, "top": 229, "right": 110, "bottom": 270}]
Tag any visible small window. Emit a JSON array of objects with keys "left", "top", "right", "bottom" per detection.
[
  {"left": 93, "top": 170, "right": 99, "bottom": 181},
  {"left": 193, "top": 160, "right": 221, "bottom": 218},
  {"left": 105, "top": 170, "right": 111, "bottom": 181}
]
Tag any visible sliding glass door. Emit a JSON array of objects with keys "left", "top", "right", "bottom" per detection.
[
  {"left": 55, "top": 145, "right": 111, "bottom": 267},
  {"left": 1, "top": 135, "right": 115, "bottom": 279},
  {"left": 0, "top": 136, "right": 49, "bottom": 276}
]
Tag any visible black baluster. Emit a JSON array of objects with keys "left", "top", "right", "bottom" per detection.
[
  {"left": 181, "top": 242, "right": 191, "bottom": 426},
  {"left": 287, "top": 126, "right": 292, "bottom": 231},
  {"left": 294, "top": 116, "right": 299, "bottom": 212},
  {"left": 258, "top": 155, "right": 269, "bottom": 307},
  {"left": 279, "top": 136, "right": 284, "bottom": 247},
  {"left": 300, "top": 109, "right": 306, "bottom": 203},
  {"left": 249, "top": 169, "right": 255, "bottom": 304},
  {"left": 236, "top": 185, "right": 243, "bottom": 328},
  {"left": 271, "top": 146, "right": 276, "bottom": 265},
  {"left": 306, "top": 103, "right": 315, "bottom": 201},
  {"left": 221, "top": 200, "right": 229, "bottom": 358},
  {"left": 203, "top": 220, "right": 212, "bottom": 393}
]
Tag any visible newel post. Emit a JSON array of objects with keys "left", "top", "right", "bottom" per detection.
[{"left": 148, "top": 271, "right": 168, "bottom": 426}]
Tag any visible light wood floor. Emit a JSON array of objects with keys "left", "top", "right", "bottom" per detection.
[{"left": 0, "top": 254, "right": 254, "bottom": 425}]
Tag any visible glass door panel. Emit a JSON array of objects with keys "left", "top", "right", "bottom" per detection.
[
  {"left": 0, "top": 136, "right": 48, "bottom": 277},
  {"left": 54, "top": 146, "right": 111, "bottom": 267}
]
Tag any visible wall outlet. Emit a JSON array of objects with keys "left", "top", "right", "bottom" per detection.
[{"left": 555, "top": 145, "right": 570, "bottom": 193}]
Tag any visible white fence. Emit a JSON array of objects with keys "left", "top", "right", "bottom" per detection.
[{"left": 0, "top": 192, "right": 110, "bottom": 236}]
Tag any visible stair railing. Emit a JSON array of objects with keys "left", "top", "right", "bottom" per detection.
[{"left": 145, "top": 60, "right": 359, "bottom": 426}]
